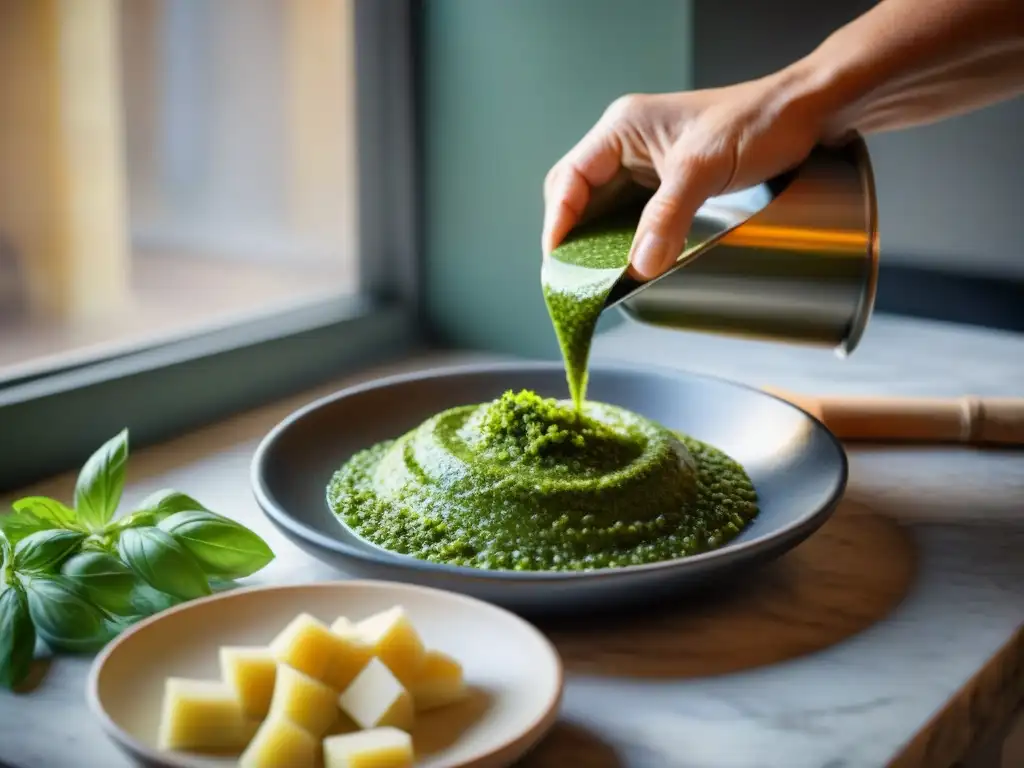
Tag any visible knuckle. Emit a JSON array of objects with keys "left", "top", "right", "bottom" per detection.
[
  {"left": 543, "top": 164, "right": 564, "bottom": 196},
  {"left": 644, "top": 191, "right": 682, "bottom": 225},
  {"left": 667, "top": 146, "right": 706, "bottom": 174},
  {"left": 664, "top": 148, "right": 714, "bottom": 188},
  {"left": 602, "top": 93, "right": 646, "bottom": 125},
  {"left": 665, "top": 140, "right": 732, "bottom": 202}
]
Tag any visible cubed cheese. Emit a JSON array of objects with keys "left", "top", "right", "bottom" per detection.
[
  {"left": 325, "top": 708, "right": 361, "bottom": 737},
  {"left": 330, "top": 616, "right": 357, "bottom": 636},
  {"left": 269, "top": 613, "right": 338, "bottom": 680},
  {"left": 354, "top": 607, "right": 425, "bottom": 685},
  {"left": 337, "top": 658, "right": 414, "bottom": 732},
  {"left": 238, "top": 716, "right": 317, "bottom": 768},
  {"left": 156, "top": 678, "right": 257, "bottom": 753},
  {"left": 323, "top": 634, "right": 372, "bottom": 692},
  {"left": 409, "top": 649, "right": 467, "bottom": 711},
  {"left": 268, "top": 664, "right": 339, "bottom": 737},
  {"left": 270, "top": 613, "right": 371, "bottom": 690},
  {"left": 220, "top": 646, "right": 278, "bottom": 718},
  {"left": 322, "top": 727, "right": 414, "bottom": 768}
]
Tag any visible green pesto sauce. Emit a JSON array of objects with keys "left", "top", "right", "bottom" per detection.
[
  {"left": 541, "top": 208, "right": 636, "bottom": 409},
  {"left": 327, "top": 390, "right": 758, "bottom": 572},
  {"left": 326, "top": 208, "right": 759, "bottom": 572}
]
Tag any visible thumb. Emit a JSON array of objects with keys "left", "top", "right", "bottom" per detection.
[
  {"left": 628, "top": 179, "right": 701, "bottom": 280},
  {"left": 628, "top": 156, "right": 720, "bottom": 280}
]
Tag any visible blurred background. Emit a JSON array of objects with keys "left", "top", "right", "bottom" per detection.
[
  {"left": 0, "top": 0, "right": 358, "bottom": 381},
  {"left": 1, "top": 0, "right": 1022, "bottom": 380}
]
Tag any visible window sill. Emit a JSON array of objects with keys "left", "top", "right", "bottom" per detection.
[
  {"left": 0, "top": 249, "right": 358, "bottom": 386},
  {"left": 0, "top": 297, "right": 421, "bottom": 493}
]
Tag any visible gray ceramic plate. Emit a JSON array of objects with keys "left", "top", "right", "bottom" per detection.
[{"left": 251, "top": 362, "right": 847, "bottom": 615}]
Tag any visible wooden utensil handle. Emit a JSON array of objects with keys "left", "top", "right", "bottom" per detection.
[{"left": 764, "top": 389, "right": 1024, "bottom": 445}]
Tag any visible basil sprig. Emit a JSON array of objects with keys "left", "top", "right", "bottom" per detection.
[{"left": 0, "top": 429, "right": 275, "bottom": 691}]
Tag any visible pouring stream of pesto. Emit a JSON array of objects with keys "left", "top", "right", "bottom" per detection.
[
  {"left": 541, "top": 213, "right": 634, "bottom": 410},
  {"left": 327, "top": 211, "right": 759, "bottom": 571}
]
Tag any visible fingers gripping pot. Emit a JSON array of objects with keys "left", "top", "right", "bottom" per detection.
[{"left": 603, "top": 135, "right": 879, "bottom": 356}]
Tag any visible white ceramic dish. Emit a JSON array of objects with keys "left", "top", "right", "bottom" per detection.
[{"left": 87, "top": 580, "right": 564, "bottom": 768}]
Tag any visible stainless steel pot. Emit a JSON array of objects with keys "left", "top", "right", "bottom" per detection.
[{"left": 604, "top": 135, "right": 879, "bottom": 356}]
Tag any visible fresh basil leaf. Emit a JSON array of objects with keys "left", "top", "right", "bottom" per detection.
[
  {"left": 208, "top": 577, "right": 242, "bottom": 594},
  {"left": 80, "top": 534, "right": 116, "bottom": 554},
  {"left": 44, "top": 622, "right": 120, "bottom": 653},
  {"left": 0, "top": 509, "right": 54, "bottom": 547},
  {"left": 74, "top": 429, "right": 129, "bottom": 532},
  {"left": 0, "top": 582, "right": 36, "bottom": 690},
  {"left": 109, "top": 490, "right": 206, "bottom": 531},
  {"left": 24, "top": 576, "right": 113, "bottom": 654},
  {"left": 128, "top": 582, "right": 182, "bottom": 616},
  {"left": 61, "top": 552, "right": 137, "bottom": 616},
  {"left": 118, "top": 489, "right": 210, "bottom": 530},
  {"left": 107, "top": 511, "right": 151, "bottom": 532},
  {"left": 118, "top": 527, "right": 210, "bottom": 600},
  {"left": 158, "top": 510, "right": 274, "bottom": 579},
  {"left": 107, "top": 613, "right": 146, "bottom": 633},
  {"left": 12, "top": 497, "right": 81, "bottom": 531},
  {"left": 13, "top": 530, "right": 87, "bottom": 574}
]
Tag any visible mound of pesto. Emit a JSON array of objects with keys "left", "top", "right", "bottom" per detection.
[
  {"left": 327, "top": 390, "right": 757, "bottom": 571},
  {"left": 327, "top": 204, "right": 759, "bottom": 572}
]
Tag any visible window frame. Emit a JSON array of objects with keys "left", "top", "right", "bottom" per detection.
[{"left": 0, "top": 0, "right": 422, "bottom": 493}]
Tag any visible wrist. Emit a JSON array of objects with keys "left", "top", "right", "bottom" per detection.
[{"left": 768, "top": 40, "right": 880, "bottom": 143}]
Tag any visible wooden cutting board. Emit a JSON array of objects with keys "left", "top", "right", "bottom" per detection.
[{"left": 541, "top": 499, "right": 916, "bottom": 679}]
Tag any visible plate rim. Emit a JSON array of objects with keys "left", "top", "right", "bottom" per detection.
[
  {"left": 86, "top": 578, "right": 565, "bottom": 768},
  {"left": 249, "top": 359, "right": 849, "bottom": 581}
]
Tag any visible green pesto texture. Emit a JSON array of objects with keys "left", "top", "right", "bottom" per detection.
[
  {"left": 327, "top": 391, "right": 758, "bottom": 572},
  {"left": 549, "top": 216, "right": 637, "bottom": 270},
  {"left": 542, "top": 208, "right": 637, "bottom": 408}
]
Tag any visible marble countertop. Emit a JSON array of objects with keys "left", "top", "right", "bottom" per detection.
[{"left": 1, "top": 312, "right": 1022, "bottom": 768}]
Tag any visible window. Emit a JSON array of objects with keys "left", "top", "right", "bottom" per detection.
[{"left": 0, "top": 0, "right": 418, "bottom": 491}]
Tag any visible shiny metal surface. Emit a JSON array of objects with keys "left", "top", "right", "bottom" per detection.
[{"left": 606, "top": 136, "right": 879, "bottom": 356}]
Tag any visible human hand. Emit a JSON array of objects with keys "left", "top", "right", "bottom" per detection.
[{"left": 541, "top": 68, "right": 831, "bottom": 280}]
